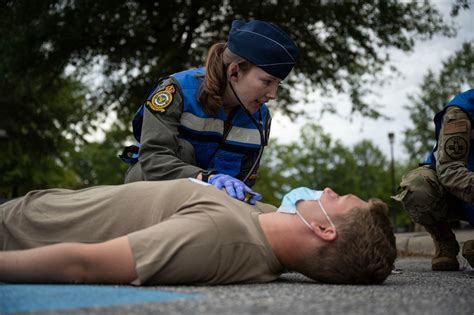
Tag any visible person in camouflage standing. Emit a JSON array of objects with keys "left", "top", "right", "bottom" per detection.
[{"left": 394, "top": 89, "right": 474, "bottom": 271}]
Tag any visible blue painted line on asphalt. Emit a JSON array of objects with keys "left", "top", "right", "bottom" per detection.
[{"left": 0, "top": 284, "right": 198, "bottom": 314}]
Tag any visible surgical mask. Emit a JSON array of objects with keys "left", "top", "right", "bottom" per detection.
[{"left": 277, "top": 187, "right": 335, "bottom": 229}]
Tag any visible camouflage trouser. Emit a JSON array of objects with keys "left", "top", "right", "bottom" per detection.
[{"left": 393, "top": 165, "right": 463, "bottom": 226}]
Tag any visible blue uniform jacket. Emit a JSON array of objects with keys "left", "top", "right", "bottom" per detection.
[{"left": 122, "top": 68, "right": 271, "bottom": 186}]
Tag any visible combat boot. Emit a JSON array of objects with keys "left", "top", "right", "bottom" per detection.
[
  {"left": 431, "top": 240, "right": 460, "bottom": 271},
  {"left": 425, "top": 224, "right": 459, "bottom": 271},
  {"left": 462, "top": 240, "right": 474, "bottom": 267}
]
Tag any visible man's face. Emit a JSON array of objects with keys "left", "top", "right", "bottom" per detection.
[
  {"left": 295, "top": 188, "right": 368, "bottom": 229},
  {"left": 319, "top": 187, "right": 369, "bottom": 218},
  {"left": 231, "top": 66, "right": 281, "bottom": 114}
]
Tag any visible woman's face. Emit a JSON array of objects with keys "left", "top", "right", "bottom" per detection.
[{"left": 229, "top": 66, "right": 281, "bottom": 114}]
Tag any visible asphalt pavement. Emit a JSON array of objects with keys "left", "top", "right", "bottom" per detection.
[
  {"left": 1, "top": 230, "right": 473, "bottom": 315},
  {"left": 2, "top": 257, "right": 472, "bottom": 315}
]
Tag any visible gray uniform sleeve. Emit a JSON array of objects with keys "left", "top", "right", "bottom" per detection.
[
  {"left": 133, "top": 77, "right": 203, "bottom": 181},
  {"left": 436, "top": 106, "right": 474, "bottom": 202}
]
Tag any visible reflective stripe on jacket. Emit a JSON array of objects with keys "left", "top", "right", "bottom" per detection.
[
  {"left": 122, "top": 67, "right": 271, "bottom": 186},
  {"left": 173, "top": 68, "right": 270, "bottom": 184}
]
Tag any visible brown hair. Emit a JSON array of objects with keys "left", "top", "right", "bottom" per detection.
[
  {"left": 197, "top": 42, "right": 253, "bottom": 115},
  {"left": 295, "top": 199, "right": 396, "bottom": 284}
]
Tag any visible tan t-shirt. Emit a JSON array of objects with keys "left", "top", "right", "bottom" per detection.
[{"left": 0, "top": 179, "right": 282, "bottom": 285}]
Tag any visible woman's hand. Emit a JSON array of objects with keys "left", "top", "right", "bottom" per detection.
[{"left": 208, "top": 174, "right": 262, "bottom": 204}]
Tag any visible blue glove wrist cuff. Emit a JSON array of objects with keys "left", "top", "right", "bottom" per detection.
[{"left": 202, "top": 169, "right": 217, "bottom": 183}]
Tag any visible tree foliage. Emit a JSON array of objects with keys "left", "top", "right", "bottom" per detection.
[
  {"left": 0, "top": 73, "right": 89, "bottom": 197},
  {"left": 253, "top": 123, "right": 410, "bottom": 227},
  {"left": 68, "top": 122, "right": 130, "bottom": 187},
  {"left": 1, "top": 0, "right": 457, "bottom": 119},
  {"left": 0, "top": 0, "right": 467, "bottom": 195},
  {"left": 403, "top": 41, "right": 474, "bottom": 163},
  {"left": 254, "top": 124, "right": 391, "bottom": 205}
]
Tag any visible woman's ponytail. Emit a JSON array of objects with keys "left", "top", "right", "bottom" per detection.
[{"left": 197, "top": 42, "right": 228, "bottom": 115}]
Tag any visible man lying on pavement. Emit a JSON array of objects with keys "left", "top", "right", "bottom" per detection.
[{"left": 0, "top": 178, "right": 396, "bottom": 285}]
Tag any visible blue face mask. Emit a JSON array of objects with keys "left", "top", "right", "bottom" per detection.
[
  {"left": 278, "top": 187, "right": 335, "bottom": 229},
  {"left": 278, "top": 187, "right": 323, "bottom": 213}
]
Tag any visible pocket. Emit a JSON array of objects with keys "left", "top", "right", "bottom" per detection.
[
  {"left": 189, "top": 140, "right": 219, "bottom": 169},
  {"left": 210, "top": 150, "right": 243, "bottom": 178}
]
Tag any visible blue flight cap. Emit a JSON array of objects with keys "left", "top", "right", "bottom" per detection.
[
  {"left": 448, "top": 89, "right": 474, "bottom": 108},
  {"left": 228, "top": 20, "right": 299, "bottom": 80}
]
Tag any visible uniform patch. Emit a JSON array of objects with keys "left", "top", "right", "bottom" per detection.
[
  {"left": 443, "top": 120, "right": 468, "bottom": 135},
  {"left": 146, "top": 85, "right": 176, "bottom": 113},
  {"left": 444, "top": 136, "right": 468, "bottom": 160}
]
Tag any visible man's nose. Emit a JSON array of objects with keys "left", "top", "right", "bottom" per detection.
[{"left": 323, "top": 187, "right": 336, "bottom": 196}]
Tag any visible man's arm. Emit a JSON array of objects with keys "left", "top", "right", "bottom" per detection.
[
  {"left": 0, "top": 236, "right": 137, "bottom": 284},
  {"left": 436, "top": 106, "right": 474, "bottom": 202}
]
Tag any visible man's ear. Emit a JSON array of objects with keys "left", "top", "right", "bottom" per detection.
[{"left": 312, "top": 223, "right": 337, "bottom": 241}]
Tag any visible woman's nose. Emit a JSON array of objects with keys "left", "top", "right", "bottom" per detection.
[{"left": 266, "top": 85, "right": 278, "bottom": 100}]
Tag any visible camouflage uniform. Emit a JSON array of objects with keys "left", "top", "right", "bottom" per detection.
[{"left": 394, "top": 104, "right": 474, "bottom": 270}]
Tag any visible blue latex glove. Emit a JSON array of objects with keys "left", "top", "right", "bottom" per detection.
[{"left": 208, "top": 174, "right": 262, "bottom": 205}]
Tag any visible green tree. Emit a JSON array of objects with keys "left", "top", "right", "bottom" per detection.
[
  {"left": 256, "top": 124, "right": 383, "bottom": 200},
  {"left": 403, "top": 41, "right": 474, "bottom": 162},
  {"left": 254, "top": 123, "right": 410, "bottom": 227},
  {"left": 69, "top": 122, "right": 130, "bottom": 187},
  {"left": 2, "top": 1, "right": 461, "bottom": 115},
  {"left": 0, "top": 76, "right": 89, "bottom": 197},
  {"left": 1, "top": 0, "right": 467, "bottom": 193}
]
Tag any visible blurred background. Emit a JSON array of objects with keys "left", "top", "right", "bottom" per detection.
[{"left": 1, "top": 0, "right": 473, "bottom": 231}]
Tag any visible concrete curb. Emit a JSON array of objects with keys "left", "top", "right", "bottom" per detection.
[{"left": 395, "top": 229, "right": 474, "bottom": 256}]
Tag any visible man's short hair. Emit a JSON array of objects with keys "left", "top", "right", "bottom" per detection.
[{"left": 295, "top": 198, "right": 396, "bottom": 284}]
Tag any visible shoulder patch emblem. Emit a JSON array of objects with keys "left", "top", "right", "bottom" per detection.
[
  {"left": 444, "top": 136, "right": 468, "bottom": 160},
  {"left": 443, "top": 120, "right": 468, "bottom": 135},
  {"left": 146, "top": 85, "right": 176, "bottom": 113}
]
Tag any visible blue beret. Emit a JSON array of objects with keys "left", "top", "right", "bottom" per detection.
[{"left": 228, "top": 20, "right": 299, "bottom": 80}]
